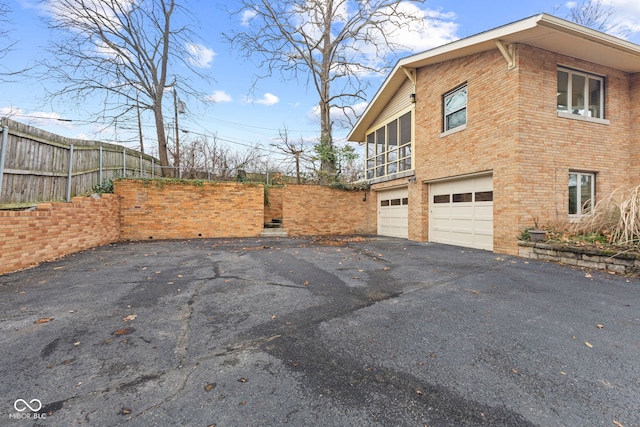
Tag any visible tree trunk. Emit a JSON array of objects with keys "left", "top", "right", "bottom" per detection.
[
  {"left": 319, "top": 0, "right": 336, "bottom": 176},
  {"left": 153, "top": 101, "right": 171, "bottom": 177}
]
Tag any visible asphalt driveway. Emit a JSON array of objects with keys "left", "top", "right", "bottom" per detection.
[{"left": 1, "top": 236, "right": 639, "bottom": 426}]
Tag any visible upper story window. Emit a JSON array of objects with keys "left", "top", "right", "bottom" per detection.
[
  {"left": 366, "top": 111, "right": 412, "bottom": 180},
  {"left": 443, "top": 84, "right": 467, "bottom": 132},
  {"left": 557, "top": 68, "right": 604, "bottom": 120},
  {"left": 568, "top": 172, "right": 595, "bottom": 220}
]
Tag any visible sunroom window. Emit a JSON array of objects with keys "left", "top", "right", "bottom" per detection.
[
  {"left": 366, "top": 111, "right": 412, "bottom": 180},
  {"left": 568, "top": 172, "right": 595, "bottom": 219},
  {"left": 557, "top": 68, "right": 604, "bottom": 119}
]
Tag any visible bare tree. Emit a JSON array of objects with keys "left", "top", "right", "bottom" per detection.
[
  {"left": 225, "top": 0, "right": 427, "bottom": 176},
  {"left": 0, "top": 1, "right": 22, "bottom": 79},
  {"left": 565, "top": 0, "right": 624, "bottom": 34},
  {"left": 273, "top": 127, "right": 306, "bottom": 184},
  {"left": 42, "top": 0, "right": 210, "bottom": 176}
]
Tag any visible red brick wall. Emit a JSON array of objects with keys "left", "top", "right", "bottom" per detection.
[
  {"left": 412, "top": 45, "right": 636, "bottom": 255},
  {"left": 116, "top": 179, "right": 264, "bottom": 240},
  {"left": 283, "top": 185, "right": 376, "bottom": 236},
  {"left": 0, "top": 194, "right": 120, "bottom": 274},
  {"left": 631, "top": 73, "right": 640, "bottom": 181}
]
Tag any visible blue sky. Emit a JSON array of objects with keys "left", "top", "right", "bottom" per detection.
[{"left": 2, "top": 0, "right": 640, "bottom": 163}]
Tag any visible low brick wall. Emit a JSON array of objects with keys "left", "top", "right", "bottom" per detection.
[
  {"left": 283, "top": 185, "right": 376, "bottom": 236},
  {"left": 518, "top": 241, "right": 640, "bottom": 275},
  {"left": 116, "top": 179, "right": 264, "bottom": 240},
  {"left": 0, "top": 195, "right": 120, "bottom": 274}
]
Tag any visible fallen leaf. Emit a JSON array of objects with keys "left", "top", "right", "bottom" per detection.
[
  {"left": 74, "top": 341, "right": 81, "bottom": 346},
  {"left": 177, "top": 274, "right": 183, "bottom": 278},
  {"left": 303, "top": 280, "right": 309, "bottom": 286},
  {"left": 416, "top": 390, "right": 423, "bottom": 395},
  {"left": 240, "top": 400, "right": 246, "bottom": 406},
  {"left": 585, "top": 273, "right": 592, "bottom": 278},
  {"left": 35, "top": 317, "right": 54, "bottom": 324},
  {"left": 560, "top": 371, "right": 567, "bottom": 376},
  {"left": 271, "top": 315, "right": 277, "bottom": 319},
  {"left": 585, "top": 341, "right": 593, "bottom": 348},
  {"left": 596, "top": 324, "right": 604, "bottom": 329},
  {"left": 112, "top": 327, "right": 135, "bottom": 336},
  {"left": 121, "top": 408, "right": 132, "bottom": 415},
  {"left": 53, "top": 266, "right": 65, "bottom": 270},
  {"left": 68, "top": 310, "right": 76, "bottom": 313},
  {"left": 123, "top": 314, "right": 138, "bottom": 322},
  {"left": 472, "top": 290, "right": 479, "bottom": 295},
  {"left": 238, "top": 378, "right": 247, "bottom": 383},
  {"left": 613, "top": 420, "right": 624, "bottom": 427},
  {"left": 204, "top": 383, "right": 216, "bottom": 392},
  {"left": 511, "top": 369, "right": 518, "bottom": 373}
]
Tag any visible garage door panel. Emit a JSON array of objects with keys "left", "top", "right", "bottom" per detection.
[
  {"left": 378, "top": 188, "right": 408, "bottom": 239},
  {"left": 430, "top": 176, "right": 493, "bottom": 251}
]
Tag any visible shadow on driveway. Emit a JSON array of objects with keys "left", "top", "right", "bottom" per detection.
[{"left": 1, "top": 237, "right": 639, "bottom": 426}]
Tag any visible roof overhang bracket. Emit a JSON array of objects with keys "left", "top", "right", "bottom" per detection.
[
  {"left": 401, "top": 67, "right": 416, "bottom": 85},
  {"left": 496, "top": 40, "right": 515, "bottom": 69}
]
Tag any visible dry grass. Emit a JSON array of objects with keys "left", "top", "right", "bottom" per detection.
[{"left": 570, "top": 185, "right": 640, "bottom": 245}]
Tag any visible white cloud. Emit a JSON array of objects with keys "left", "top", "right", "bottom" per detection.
[
  {"left": 606, "top": 0, "right": 640, "bottom": 37},
  {"left": 306, "top": 101, "right": 368, "bottom": 127},
  {"left": 563, "top": 0, "right": 640, "bottom": 39},
  {"left": 254, "top": 93, "right": 279, "bottom": 106},
  {"left": 241, "top": 9, "right": 257, "bottom": 26},
  {"left": 185, "top": 42, "right": 216, "bottom": 68},
  {"left": 206, "top": 90, "right": 232, "bottom": 103}
]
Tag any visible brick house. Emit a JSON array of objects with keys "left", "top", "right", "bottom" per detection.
[{"left": 347, "top": 14, "right": 640, "bottom": 255}]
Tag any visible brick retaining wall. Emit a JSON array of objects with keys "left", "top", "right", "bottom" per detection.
[
  {"left": 117, "top": 179, "right": 264, "bottom": 240},
  {"left": 0, "top": 195, "right": 120, "bottom": 274}
]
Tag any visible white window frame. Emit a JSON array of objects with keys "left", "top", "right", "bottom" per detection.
[
  {"left": 365, "top": 110, "right": 413, "bottom": 181},
  {"left": 443, "top": 84, "right": 467, "bottom": 133},
  {"left": 568, "top": 172, "right": 595, "bottom": 221},
  {"left": 557, "top": 67, "right": 608, "bottom": 124}
]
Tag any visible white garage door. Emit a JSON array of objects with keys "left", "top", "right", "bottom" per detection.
[
  {"left": 430, "top": 175, "right": 493, "bottom": 251},
  {"left": 377, "top": 187, "right": 408, "bottom": 239}
]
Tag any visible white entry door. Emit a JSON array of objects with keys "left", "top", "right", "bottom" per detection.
[
  {"left": 377, "top": 188, "right": 408, "bottom": 239},
  {"left": 429, "top": 175, "right": 493, "bottom": 250}
]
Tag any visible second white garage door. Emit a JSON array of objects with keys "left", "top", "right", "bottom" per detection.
[
  {"left": 429, "top": 175, "right": 493, "bottom": 251},
  {"left": 378, "top": 187, "right": 408, "bottom": 239}
]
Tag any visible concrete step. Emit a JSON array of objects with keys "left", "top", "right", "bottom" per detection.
[{"left": 260, "top": 228, "right": 289, "bottom": 238}]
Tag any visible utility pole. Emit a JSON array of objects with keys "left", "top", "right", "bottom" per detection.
[{"left": 173, "top": 88, "right": 184, "bottom": 178}]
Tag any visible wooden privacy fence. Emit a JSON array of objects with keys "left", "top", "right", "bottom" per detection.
[{"left": 0, "top": 118, "right": 161, "bottom": 209}]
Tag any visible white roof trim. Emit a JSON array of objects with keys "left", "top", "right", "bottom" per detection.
[{"left": 347, "top": 13, "right": 640, "bottom": 142}]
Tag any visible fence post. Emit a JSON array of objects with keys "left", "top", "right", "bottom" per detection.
[
  {"left": 139, "top": 153, "right": 143, "bottom": 177},
  {"left": 99, "top": 146, "right": 103, "bottom": 184},
  {"left": 66, "top": 144, "right": 74, "bottom": 202},
  {"left": 152, "top": 158, "right": 154, "bottom": 179},
  {"left": 122, "top": 147, "right": 126, "bottom": 176},
  {"left": 0, "top": 126, "right": 8, "bottom": 197}
]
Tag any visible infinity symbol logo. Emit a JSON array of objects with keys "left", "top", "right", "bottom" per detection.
[{"left": 14, "top": 399, "right": 42, "bottom": 412}]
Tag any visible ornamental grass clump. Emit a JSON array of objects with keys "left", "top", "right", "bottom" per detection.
[{"left": 571, "top": 185, "right": 640, "bottom": 245}]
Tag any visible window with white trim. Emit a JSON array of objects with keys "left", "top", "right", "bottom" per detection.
[
  {"left": 557, "top": 68, "right": 604, "bottom": 119},
  {"left": 568, "top": 172, "right": 595, "bottom": 219},
  {"left": 443, "top": 84, "right": 467, "bottom": 132},
  {"left": 366, "top": 111, "right": 412, "bottom": 179}
]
